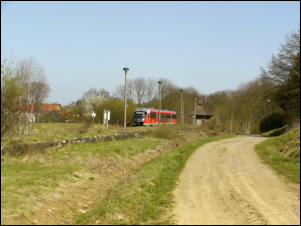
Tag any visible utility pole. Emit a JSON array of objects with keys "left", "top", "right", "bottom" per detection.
[
  {"left": 267, "top": 99, "right": 270, "bottom": 117},
  {"left": 180, "top": 89, "right": 183, "bottom": 124},
  {"left": 123, "top": 68, "right": 129, "bottom": 128},
  {"left": 194, "top": 95, "right": 196, "bottom": 125},
  {"left": 158, "top": 81, "right": 163, "bottom": 126}
]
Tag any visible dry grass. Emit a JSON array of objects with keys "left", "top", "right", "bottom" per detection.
[
  {"left": 1, "top": 137, "right": 164, "bottom": 225},
  {"left": 1, "top": 122, "right": 225, "bottom": 224},
  {"left": 1, "top": 123, "right": 151, "bottom": 146}
]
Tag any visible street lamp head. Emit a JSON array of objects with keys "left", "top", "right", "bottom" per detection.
[
  {"left": 158, "top": 81, "right": 163, "bottom": 85},
  {"left": 180, "top": 89, "right": 183, "bottom": 92},
  {"left": 123, "top": 67, "right": 129, "bottom": 71},
  {"left": 267, "top": 99, "right": 270, "bottom": 102}
]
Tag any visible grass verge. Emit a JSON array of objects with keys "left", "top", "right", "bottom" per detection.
[
  {"left": 73, "top": 134, "right": 235, "bottom": 225},
  {"left": 255, "top": 127, "right": 300, "bottom": 184},
  {"left": 1, "top": 138, "right": 163, "bottom": 224},
  {"left": 1, "top": 123, "right": 151, "bottom": 146}
]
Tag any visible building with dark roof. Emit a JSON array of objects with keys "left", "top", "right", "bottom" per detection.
[{"left": 189, "top": 100, "right": 213, "bottom": 125}]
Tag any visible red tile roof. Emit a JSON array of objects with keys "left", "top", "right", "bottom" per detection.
[{"left": 23, "top": 104, "right": 61, "bottom": 112}]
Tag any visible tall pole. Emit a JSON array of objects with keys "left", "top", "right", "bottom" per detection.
[
  {"left": 183, "top": 101, "right": 184, "bottom": 125},
  {"left": 123, "top": 68, "right": 129, "bottom": 128},
  {"left": 194, "top": 95, "right": 196, "bottom": 125},
  {"left": 268, "top": 99, "right": 270, "bottom": 117},
  {"left": 158, "top": 81, "right": 163, "bottom": 126},
  {"left": 180, "top": 89, "right": 183, "bottom": 124}
]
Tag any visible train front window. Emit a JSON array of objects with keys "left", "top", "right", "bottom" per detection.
[{"left": 134, "top": 111, "right": 146, "bottom": 118}]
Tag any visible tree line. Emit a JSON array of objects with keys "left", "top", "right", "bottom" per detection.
[
  {"left": 62, "top": 77, "right": 204, "bottom": 126},
  {"left": 66, "top": 27, "right": 299, "bottom": 133},
  {"left": 206, "top": 27, "right": 300, "bottom": 134},
  {"left": 2, "top": 27, "right": 299, "bottom": 137}
]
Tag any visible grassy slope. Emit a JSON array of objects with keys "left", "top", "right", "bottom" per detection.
[
  {"left": 255, "top": 127, "right": 300, "bottom": 184},
  {"left": 1, "top": 123, "right": 150, "bottom": 146},
  {"left": 1, "top": 138, "right": 163, "bottom": 224},
  {"left": 1, "top": 123, "right": 228, "bottom": 224},
  {"left": 73, "top": 134, "right": 235, "bottom": 225}
]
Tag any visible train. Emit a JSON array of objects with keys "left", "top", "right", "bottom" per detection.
[{"left": 133, "top": 108, "right": 177, "bottom": 126}]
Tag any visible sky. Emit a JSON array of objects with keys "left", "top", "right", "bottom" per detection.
[{"left": 1, "top": 1, "right": 300, "bottom": 106}]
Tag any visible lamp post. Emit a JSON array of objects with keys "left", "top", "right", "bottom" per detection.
[
  {"left": 194, "top": 95, "right": 197, "bottom": 125},
  {"left": 267, "top": 99, "right": 270, "bottom": 117},
  {"left": 158, "top": 81, "right": 163, "bottom": 126},
  {"left": 180, "top": 89, "right": 183, "bottom": 124},
  {"left": 123, "top": 67, "right": 129, "bottom": 128}
]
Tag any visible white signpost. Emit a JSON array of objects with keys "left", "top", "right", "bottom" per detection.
[
  {"left": 103, "top": 110, "right": 110, "bottom": 130},
  {"left": 92, "top": 112, "right": 96, "bottom": 128}
]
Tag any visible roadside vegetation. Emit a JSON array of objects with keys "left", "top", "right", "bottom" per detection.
[
  {"left": 1, "top": 122, "right": 215, "bottom": 147},
  {"left": 1, "top": 123, "right": 227, "bottom": 225},
  {"left": 73, "top": 134, "right": 235, "bottom": 225},
  {"left": 255, "top": 126, "right": 300, "bottom": 184},
  {"left": 1, "top": 123, "right": 150, "bottom": 147},
  {"left": 1, "top": 137, "right": 164, "bottom": 225}
]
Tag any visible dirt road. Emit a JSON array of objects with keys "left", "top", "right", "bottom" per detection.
[{"left": 173, "top": 136, "right": 300, "bottom": 225}]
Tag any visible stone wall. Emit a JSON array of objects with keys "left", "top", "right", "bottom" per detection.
[{"left": 1, "top": 131, "right": 149, "bottom": 156}]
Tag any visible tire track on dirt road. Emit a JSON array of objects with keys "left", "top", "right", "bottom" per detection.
[{"left": 173, "top": 136, "right": 300, "bottom": 225}]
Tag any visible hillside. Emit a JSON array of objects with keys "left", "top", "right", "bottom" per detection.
[
  {"left": 269, "top": 127, "right": 300, "bottom": 160},
  {"left": 255, "top": 127, "right": 300, "bottom": 184}
]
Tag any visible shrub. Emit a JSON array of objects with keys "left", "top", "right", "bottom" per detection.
[
  {"left": 260, "top": 112, "right": 286, "bottom": 133},
  {"left": 149, "top": 125, "right": 179, "bottom": 140}
]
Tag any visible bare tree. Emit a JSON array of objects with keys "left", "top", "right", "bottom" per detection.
[
  {"left": 156, "top": 77, "right": 177, "bottom": 100},
  {"left": 15, "top": 57, "right": 51, "bottom": 134},
  {"left": 145, "top": 77, "right": 156, "bottom": 104},
  {"left": 132, "top": 77, "right": 147, "bottom": 107},
  {"left": 113, "top": 79, "right": 135, "bottom": 102}
]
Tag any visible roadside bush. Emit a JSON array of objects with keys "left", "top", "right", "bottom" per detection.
[
  {"left": 260, "top": 112, "right": 286, "bottom": 133},
  {"left": 149, "top": 125, "right": 180, "bottom": 140},
  {"left": 208, "top": 116, "right": 224, "bottom": 132}
]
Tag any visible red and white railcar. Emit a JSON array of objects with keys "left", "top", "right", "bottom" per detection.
[{"left": 133, "top": 108, "right": 177, "bottom": 126}]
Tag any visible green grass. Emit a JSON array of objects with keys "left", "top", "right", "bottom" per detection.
[
  {"left": 1, "top": 137, "right": 163, "bottom": 224},
  {"left": 1, "top": 123, "right": 152, "bottom": 146},
  {"left": 1, "top": 159, "right": 81, "bottom": 218},
  {"left": 255, "top": 127, "right": 300, "bottom": 184},
  {"left": 50, "top": 138, "right": 163, "bottom": 161},
  {"left": 73, "top": 134, "right": 235, "bottom": 225}
]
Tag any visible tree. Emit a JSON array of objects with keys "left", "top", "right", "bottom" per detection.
[
  {"left": 71, "top": 87, "right": 110, "bottom": 121},
  {"left": 1, "top": 58, "right": 24, "bottom": 138},
  {"left": 275, "top": 52, "right": 300, "bottom": 119},
  {"left": 114, "top": 77, "right": 157, "bottom": 108},
  {"left": 261, "top": 28, "right": 300, "bottom": 120},
  {"left": 133, "top": 77, "right": 147, "bottom": 107},
  {"left": 145, "top": 77, "right": 156, "bottom": 105},
  {"left": 15, "top": 57, "right": 51, "bottom": 134},
  {"left": 81, "top": 87, "right": 110, "bottom": 100}
]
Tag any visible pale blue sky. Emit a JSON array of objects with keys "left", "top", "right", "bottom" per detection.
[{"left": 1, "top": 1, "right": 300, "bottom": 105}]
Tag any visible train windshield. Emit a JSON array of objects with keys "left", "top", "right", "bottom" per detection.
[{"left": 134, "top": 111, "right": 146, "bottom": 117}]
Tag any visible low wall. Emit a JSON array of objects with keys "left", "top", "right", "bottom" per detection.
[{"left": 1, "top": 131, "right": 149, "bottom": 156}]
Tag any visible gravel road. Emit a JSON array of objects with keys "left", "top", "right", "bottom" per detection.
[{"left": 173, "top": 136, "right": 300, "bottom": 225}]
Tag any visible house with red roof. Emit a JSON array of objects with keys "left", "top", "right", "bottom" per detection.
[{"left": 23, "top": 104, "right": 72, "bottom": 123}]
